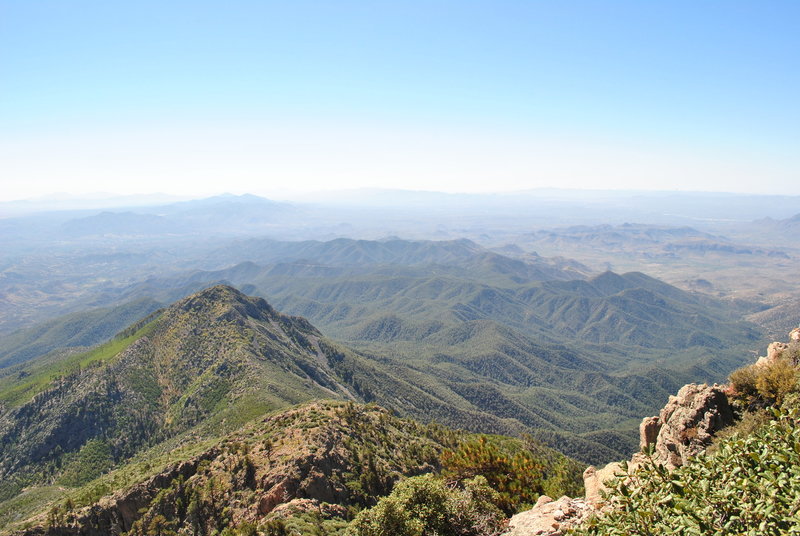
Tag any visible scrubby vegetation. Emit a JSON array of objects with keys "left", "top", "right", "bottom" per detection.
[
  {"left": 441, "top": 437, "right": 544, "bottom": 515},
  {"left": 574, "top": 402, "right": 800, "bottom": 535},
  {"left": 17, "top": 401, "right": 581, "bottom": 536},
  {"left": 0, "top": 284, "right": 771, "bottom": 535},
  {"left": 572, "top": 342, "right": 800, "bottom": 536},
  {"left": 729, "top": 342, "right": 800, "bottom": 407},
  {"left": 346, "top": 474, "right": 505, "bottom": 536}
]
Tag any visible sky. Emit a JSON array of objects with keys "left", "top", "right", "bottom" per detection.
[{"left": 1, "top": 1, "right": 798, "bottom": 201}]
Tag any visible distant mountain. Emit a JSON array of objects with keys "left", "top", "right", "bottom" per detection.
[
  {"left": 153, "top": 193, "right": 297, "bottom": 228},
  {"left": 203, "top": 237, "right": 590, "bottom": 279},
  {"left": 33, "top": 252, "right": 758, "bottom": 455},
  {"left": 60, "top": 212, "right": 180, "bottom": 237},
  {"left": 55, "top": 195, "right": 300, "bottom": 240},
  {"left": 746, "top": 298, "right": 800, "bottom": 340},
  {"left": 80, "top": 236, "right": 756, "bottom": 356},
  {"left": 520, "top": 223, "right": 789, "bottom": 260},
  {"left": 0, "top": 237, "right": 765, "bottom": 465},
  {"left": 752, "top": 212, "right": 800, "bottom": 234},
  {"left": 0, "top": 298, "right": 163, "bottom": 369}
]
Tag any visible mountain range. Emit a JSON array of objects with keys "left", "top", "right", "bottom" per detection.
[
  {"left": 0, "top": 285, "right": 588, "bottom": 534},
  {"left": 0, "top": 272, "right": 761, "bottom": 472},
  {"left": 1, "top": 192, "right": 796, "bottom": 535}
]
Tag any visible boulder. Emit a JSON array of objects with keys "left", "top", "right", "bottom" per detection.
[
  {"left": 641, "top": 383, "right": 733, "bottom": 469},
  {"left": 583, "top": 463, "right": 623, "bottom": 506},
  {"left": 505, "top": 495, "right": 591, "bottom": 536},
  {"left": 639, "top": 415, "right": 660, "bottom": 452},
  {"left": 765, "top": 342, "right": 789, "bottom": 363}
]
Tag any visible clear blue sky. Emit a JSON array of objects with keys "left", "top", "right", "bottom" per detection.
[{"left": 1, "top": 1, "right": 798, "bottom": 200}]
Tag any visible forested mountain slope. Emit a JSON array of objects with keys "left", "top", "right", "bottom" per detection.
[
  {"left": 2, "top": 401, "right": 583, "bottom": 536},
  {"left": 0, "top": 286, "right": 356, "bottom": 503},
  {"left": 0, "top": 277, "right": 762, "bottom": 480}
]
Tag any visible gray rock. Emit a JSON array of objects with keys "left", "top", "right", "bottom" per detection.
[{"left": 641, "top": 383, "right": 734, "bottom": 469}]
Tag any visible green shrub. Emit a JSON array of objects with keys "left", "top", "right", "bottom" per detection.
[
  {"left": 345, "top": 474, "right": 505, "bottom": 536},
  {"left": 755, "top": 358, "right": 799, "bottom": 404},
  {"left": 441, "top": 436, "right": 544, "bottom": 515},
  {"left": 572, "top": 405, "right": 800, "bottom": 535},
  {"left": 729, "top": 357, "right": 800, "bottom": 407}
]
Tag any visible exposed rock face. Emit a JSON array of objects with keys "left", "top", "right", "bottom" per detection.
[
  {"left": 756, "top": 329, "right": 800, "bottom": 366},
  {"left": 757, "top": 341, "right": 790, "bottom": 366},
  {"left": 638, "top": 415, "right": 660, "bottom": 452},
  {"left": 505, "top": 495, "right": 591, "bottom": 536},
  {"left": 791, "top": 328, "right": 800, "bottom": 342},
  {"left": 583, "top": 463, "right": 625, "bottom": 507},
  {"left": 641, "top": 383, "right": 734, "bottom": 469}
]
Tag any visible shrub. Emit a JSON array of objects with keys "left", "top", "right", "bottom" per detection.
[
  {"left": 755, "top": 358, "right": 799, "bottom": 404},
  {"left": 729, "top": 357, "right": 800, "bottom": 407},
  {"left": 441, "top": 436, "right": 544, "bottom": 515},
  {"left": 345, "top": 474, "right": 505, "bottom": 536},
  {"left": 572, "top": 405, "right": 800, "bottom": 535}
]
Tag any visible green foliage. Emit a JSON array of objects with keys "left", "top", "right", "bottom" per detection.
[
  {"left": 729, "top": 356, "right": 800, "bottom": 407},
  {"left": 272, "top": 510, "right": 351, "bottom": 536},
  {"left": 0, "top": 486, "right": 64, "bottom": 530},
  {"left": 573, "top": 405, "right": 800, "bottom": 535},
  {"left": 345, "top": 474, "right": 505, "bottom": 536},
  {"left": 0, "top": 316, "right": 159, "bottom": 408},
  {"left": 706, "top": 407, "right": 771, "bottom": 455},
  {"left": 262, "top": 519, "right": 291, "bottom": 536},
  {"left": 57, "top": 438, "right": 114, "bottom": 487},
  {"left": 441, "top": 436, "right": 545, "bottom": 515}
]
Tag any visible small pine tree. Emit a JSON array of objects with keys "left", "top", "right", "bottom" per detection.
[{"left": 441, "top": 437, "right": 544, "bottom": 514}]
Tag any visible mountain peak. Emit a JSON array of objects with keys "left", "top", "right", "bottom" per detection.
[
  {"left": 179, "top": 283, "right": 251, "bottom": 305},
  {"left": 172, "top": 284, "right": 277, "bottom": 322},
  {"left": 588, "top": 270, "right": 629, "bottom": 293}
]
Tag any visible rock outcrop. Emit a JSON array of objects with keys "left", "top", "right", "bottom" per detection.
[
  {"left": 640, "top": 383, "right": 734, "bottom": 469},
  {"left": 583, "top": 462, "right": 625, "bottom": 507},
  {"left": 757, "top": 341, "right": 789, "bottom": 367},
  {"left": 505, "top": 495, "right": 592, "bottom": 536}
]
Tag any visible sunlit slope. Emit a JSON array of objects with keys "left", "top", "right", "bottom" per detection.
[{"left": 0, "top": 285, "right": 354, "bottom": 500}]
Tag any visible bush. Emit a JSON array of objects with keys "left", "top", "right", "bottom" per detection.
[
  {"left": 441, "top": 436, "right": 544, "bottom": 515},
  {"left": 345, "top": 474, "right": 505, "bottom": 536},
  {"left": 572, "top": 405, "right": 800, "bottom": 535},
  {"left": 729, "top": 357, "right": 800, "bottom": 407}
]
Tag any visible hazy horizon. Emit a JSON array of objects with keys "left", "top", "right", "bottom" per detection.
[{"left": 3, "top": 185, "right": 800, "bottom": 209}]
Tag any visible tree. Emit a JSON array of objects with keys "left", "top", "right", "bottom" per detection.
[
  {"left": 441, "top": 437, "right": 544, "bottom": 514},
  {"left": 346, "top": 474, "right": 505, "bottom": 536}
]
